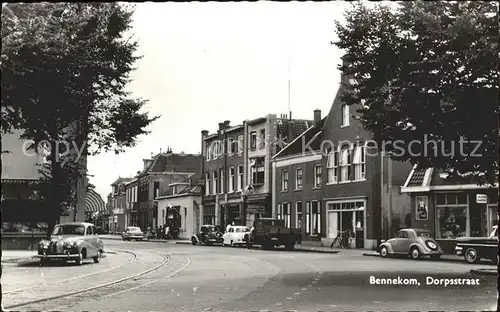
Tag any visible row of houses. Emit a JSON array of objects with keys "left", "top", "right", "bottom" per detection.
[{"left": 105, "top": 57, "right": 497, "bottom": 251}]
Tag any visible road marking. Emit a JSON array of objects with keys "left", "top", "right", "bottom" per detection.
[
  {"left": 307, "top": 284, "right": 312, "bottom": 287},
  {"left": 102, "top": 256, "right": 191, "bottom": 298},
  {"left": 301, "top": 288, "right": 307, "bottom": 291},
  {"left": 286, "top": 297, "right": 293, "bottom": 300},
  {"left": 275, "top": 302, "right": 282, "bottom": 306},
  {"left": 294, "top": 292, "right": 301, "bottom": 295}
]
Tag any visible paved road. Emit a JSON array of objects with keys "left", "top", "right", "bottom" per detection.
[{"left": 4, "top": 240, "right": 497, "bottom": 311}]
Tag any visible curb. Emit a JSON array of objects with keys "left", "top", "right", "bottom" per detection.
[
  {"left": 175, "top": 241, "right": 192, "bottom": 245},
  {"left": 470, "top": 269, "right": 497, "bottom": 276},
  {"left": 363, "top": 252, "right": 380, "bottom": 257},
  {"left": 1, "top": 256, "right": 38, "bottom": 264}
]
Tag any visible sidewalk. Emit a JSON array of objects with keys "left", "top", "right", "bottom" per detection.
[{"left": 1, "top": 250, "right": 38, "bottom": 263}]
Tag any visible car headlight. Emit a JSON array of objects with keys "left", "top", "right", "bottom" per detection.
[
  {"left": 39, "top": 240, "right": 50, "bottom": 247},
  {"left": 425, "top": 241, "right": 437, "bottom": 250},
  {"left": 64, "top": 241, "right": 78, "bottom": 248}
]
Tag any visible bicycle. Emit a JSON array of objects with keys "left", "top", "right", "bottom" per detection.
[{"left": 330, "top": 230, "right": 353, "bottom": 249}]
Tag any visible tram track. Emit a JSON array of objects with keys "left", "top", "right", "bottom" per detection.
[
  {"left": 3, "top": 250, "right": 172, "bottom": 310},
  {"left": 3, "top": 249, "right": 137, "bottom": 295}
]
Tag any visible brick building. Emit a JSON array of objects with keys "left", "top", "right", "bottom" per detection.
[
  {"left": 135, "top": 149, "right": 201, "bottom": 231},
  {"left": 272, "top": 110, "right": 326, "bottom": 243},
  {"left": 271, "top": 56, "right": 413, "bottom": 250}
]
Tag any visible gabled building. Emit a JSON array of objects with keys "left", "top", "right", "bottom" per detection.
[
  {"left": 272, "top": 110, "right": 326, "bottom": 241},
  {"left": 401, "top": 167, "right": 498, "bottom": 253},
  {"left": 109, "top": 177, "right": 133, "bottom": 232},
  {"left": 135, "top": 149, "right": 201, "bottom": 231}
]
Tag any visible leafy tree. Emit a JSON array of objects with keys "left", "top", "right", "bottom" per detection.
[
  {"left": 333, "top": 1, "right": 498, "bottom": 186},
  {"left": 1, "top": 3, "right": 159, "bottom": 232}
]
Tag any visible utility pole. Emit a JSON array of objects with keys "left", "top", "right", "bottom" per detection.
[{"left": 388, "top": 151, "right": 393, "bottom": 238}]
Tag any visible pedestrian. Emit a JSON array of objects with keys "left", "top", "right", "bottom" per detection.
[
  {"left": 165, "top": 224, "right": 170, "bottom": 239},
  {"left": 226, "top": 221, "right": 232, "bottom": 233}
]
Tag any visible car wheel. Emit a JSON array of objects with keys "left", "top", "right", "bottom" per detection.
[
  {"left": 464, "top": 247, "right": 480, "bottom": 264},
  {"left": 380, "top": 246, "right": 389, "bottom": 258},
  {"left": 74, "top": 252, "right": 83, "bottom": 266},
  {"left": 93, "top": 251, "right": 102, "bottom": 263},
  {"left": 191, "top": 237, "right": 197, "bottom": 245},
  {"left": 410, "top": 247, "right": 421, "bottom": 260}
]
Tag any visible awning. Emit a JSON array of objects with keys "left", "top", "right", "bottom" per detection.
[{"left": 85, "top": 189, "right": 106, "bottom": 213}]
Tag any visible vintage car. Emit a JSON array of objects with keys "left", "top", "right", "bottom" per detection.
[
  {"left": 37, "top": 222, "right": 104, "bottom": 265},
  {"left": 191, "top": 225, "right": 223, "bottom": 246},
  {"left": 122, "top": 226, "right": 144, "bottom": 241},
  {"left": 455, "top": 225, "right": 498, "bottom": 264},
  {"left": 245, "top": 218, "right": 301, "bottom": 250},
  {"left": 223, "top": 226, "right": 250, "bottom": 247},
  {"left": 379, "top": 228, "right": 444, "bottom": 260}
]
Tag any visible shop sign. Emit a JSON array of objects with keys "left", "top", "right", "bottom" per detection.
[
  {"left": 415, "top": 196, "right": 428, "bottom": 220},
  {"left": 476, "top": 194, "right": 487, "bottom": 204}
]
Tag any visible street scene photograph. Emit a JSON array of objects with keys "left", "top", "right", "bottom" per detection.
[{"left": 1, "top": 1, "right": 498, "bottom": 311}]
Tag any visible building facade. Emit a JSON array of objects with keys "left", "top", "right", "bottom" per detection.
[
  {"left": 135, "top": 150, "right": 201, "bottom": 231},
  {"left": 272, "top": 110, "right": 326, "bottom": 243},
  {"left": 202, "top": 121, "right": 245, "bottom": 228},
  {"left": 108, "top": 177, "right": 132, "bottom": 233},
  {"left": 125, "top": 178, "right": 139, "bottom": 227},
  {"left": 401, "top": 167, "right": 498, "bottom": 253},
  {"left": 201, "top": 115, "right": 312, "bottom": 229},
  {"left": 155, "top": 174, "right": 202, "bottom": 239}
]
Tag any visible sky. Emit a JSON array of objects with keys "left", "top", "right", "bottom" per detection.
[{"left": 87, "top": 2, "right": 354, "bottom": 201}]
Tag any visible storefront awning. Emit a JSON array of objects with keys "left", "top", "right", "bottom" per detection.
[{"left": 85, "top": 189, "right": 106, "bottom": 213}]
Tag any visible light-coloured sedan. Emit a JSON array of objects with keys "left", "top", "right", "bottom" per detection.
[
  {"left": 37, "top": 222, "right": 104, "bottom": 265},
  {"left": 379, "top": 228, "right": 444, "bottom": 260},
  {"left": 223, "top": 226, "right": 250, "bottom": 247},
  {"left": 122, "top": 226, "right": 144, "bottom": 241}
]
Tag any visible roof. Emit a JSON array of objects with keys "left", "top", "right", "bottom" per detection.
[
  {"left": 401, "top": 166, "right": 498, "bottom": 193},
  {"left": 140, "top": 152, "right": 201, "bottom": 175},
  {"left": 273, "top": 118, "right": 326, "bottom": 159},
  {"left": 85, "top": 189, "right": 106, "bottom": 213},
  {"left": 111, "top": 177, "right": 133, "bottom": 186},
  {"left": 157, "top": 172, "right": 203, "bottom": 199},
  {"left": 276, "top": 118, "right": 313, "bottom": 142}
]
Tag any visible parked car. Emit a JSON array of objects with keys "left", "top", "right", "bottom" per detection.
[
  {"left": 36, "top": 222, "right": 104, "bottom": 265},
  {"left": 223, "top": 226, "right": 250, "bottom": 247},
  {"left": 122, "top": 226, "right": 144, "bottom": 241},
  {"left": 379, "top": 228, "right": 443, "bottom": 260},
  {"left": 191, "top": 225, "right": 223, "bottom": 246},
  {"left": 455, "top": 225, "right": 498, "bottom": 264},
  {"left": 245, "top": 218, "right": 301, "bottom": 250}
]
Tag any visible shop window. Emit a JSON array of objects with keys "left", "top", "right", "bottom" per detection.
[
  {"left": 282, "top": 203, "right": 290, "bottom": 228},
  {"left": 305, "top": 202, "right": 311, "bottom": 235},
  {"left": 447, "top": 193, "right": 457, "bottom": 205},
  {"left": 457, "top": 193, "right": 468, "bottom": 205},
  {"left": 436, "top": 193, "right": 446, "bottom": 205},
  {"left": 310, "top": 201, "right": 321, "bottom": 235},
  {"left": 436, "top": 206, "right": 467, "bottom": 239},
  {"left": 296, "top": 202, "right": 303, "bottom": 230}
]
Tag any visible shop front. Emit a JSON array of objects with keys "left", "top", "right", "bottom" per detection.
[{"left": 325, "top": 198, "right": 366, "bottom": 249}]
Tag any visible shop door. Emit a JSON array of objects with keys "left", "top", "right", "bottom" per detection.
[
  {"left": 355, "top": 210, "right": 364, "bottom": 248},
  {"left": 327, "top": 212, "right": 339, "bottom": 238}
]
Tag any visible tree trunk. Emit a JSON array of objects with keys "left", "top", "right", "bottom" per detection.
[{"left": 47, "top": 141, "right": 62, "bottom": 237}]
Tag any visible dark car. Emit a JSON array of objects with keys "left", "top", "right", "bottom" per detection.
[
  {"left": 245, "top": 218, "right": 301, "bottom": 250},
  {"left": 191, "top": 225, "right": 223, "bottom": 246},
  {"left": 455, "top": 225, "right": 498, "bottom": 264},
  {"left": 379, "top": 228, "right": 444, "bottom": 260}
]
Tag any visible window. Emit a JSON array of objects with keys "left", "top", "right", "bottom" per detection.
[
  {"left": 153, "top": 182, "right": 160, "bottom": 199},
  {"left": 203, "top": 206, "right": 216, "bottom": 225},
  {"left": 250, "top": 131, "right": 257, "bottom": 150},
  {"left": 205, "top": 173, "right": 210, "bottom": 195},
  {"left": 295, "top": 168, "right": 303, "bottom": 190},
  {"left": 353, "top": 144, "right": 366, "bottom": 181},
  {"left": 276, "top": 203, "right": 282, "bottom": 219},
  {"left": 237, "top": 165, "right": 243, "bottom": 191},
  {"left": 305, "top": 202, "right": 311, "bottom": 235},
  {"left": 86, "top": 226, "right": 93, "bottom": 235},
  {"left": 212, "top": 171, "right": 218, "bottom": 195},
  {"left": 326, "top": 149, "right": 338, "bottom": 184},
  {"left": 282, "top": 203, "right": 290, "bottom": 228},
  {"left": 259, "top": 129, "right": 266, "bottom": 148},
  {"left": 435, "top": 193, "right": 468, "bottom": 239},
  {"left": 310, "top": 201, "right": 321, "bottom": 235},
  {"left": 219, "top": 168, "right": 225, "bottom": 194},
  {"left": 314, "top": 165, "right": 322, "bottom": 188},
  {"left": 251, "top": 157, "right": 265, "bottom": 184},
  {"left": 228, "top": 167, "right": 235, "bottom": 192},
  {"left": 296, "top": 202, "right": 303, "bottom": 230},
  {"left": 237, "top": 135, "right": 244, "bottom": 154},
  {"left": 228, "top": 138, "right": 235, "bottom": 155},
  {"left": 341, "top": 104, "right": 350, "bottom": 126},
  {"left": 398, "top": 231, "right": 408, "bottom": 238},
  {"left": 340, "top": 145, "right": 352, "bottom": 182},
  {"left": 281, "top": 170, "right": 288, "bottom": 191},
  {"left": 206, "top": 143, "right": 211, "bottom": 161}
]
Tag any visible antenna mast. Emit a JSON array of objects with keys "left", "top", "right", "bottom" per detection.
[{"left": 287, "top": 49, "right": 291, "bottom": 115}]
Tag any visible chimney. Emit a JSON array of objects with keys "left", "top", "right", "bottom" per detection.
[
  {"left": 223, "top": 120, "right": 230, "bottom": 128},
  {"left": 201, "top": 130, "right": 209, "bottom": 139},
  {"left": 314, "top": 109, "right": 321, "bottom": 126},
  {"left": 341, "top": 54, "right": 351, "bottom": 81},
  {"left": 289, "top": 111, "right": 292, "bottom": 120},
  {"left": 218, "top": 122, "right": 225, "bottom": 131},
  {"left": 160, "top": 148, "right": 162, "bottom": 154}
]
